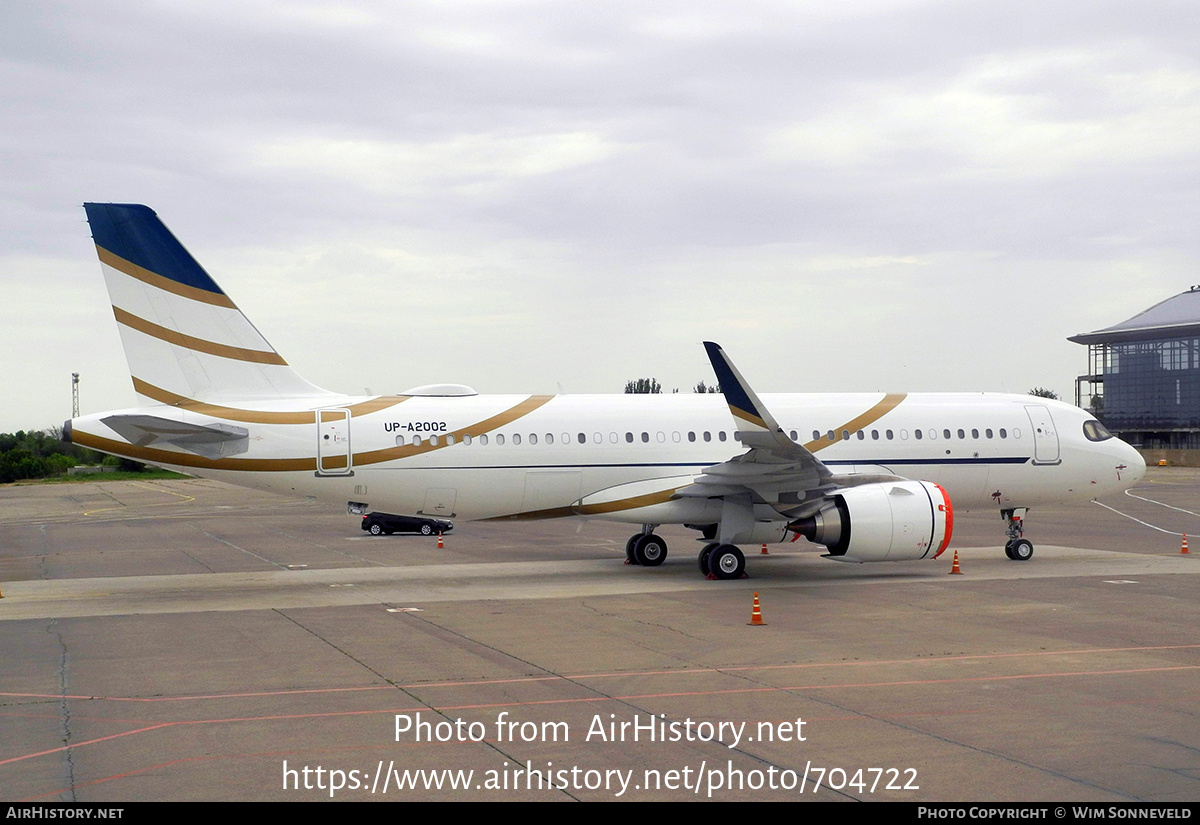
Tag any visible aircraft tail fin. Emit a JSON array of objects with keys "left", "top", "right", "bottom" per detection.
[{"left": 83, "top": 203, "right": 333, "bottom": 404}]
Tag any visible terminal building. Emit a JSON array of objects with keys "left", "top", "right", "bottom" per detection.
[{"left": 1070, "top": 286, "right": 1200, "bottom": 452}]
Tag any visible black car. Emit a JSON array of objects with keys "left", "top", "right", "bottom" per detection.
[{"left": 360, "top": 512, "right": 453, "bottom": 537}]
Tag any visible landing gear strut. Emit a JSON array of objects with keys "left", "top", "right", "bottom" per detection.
[{"left": 1002, "top": 508, "right": 1034, "bottom": 561}]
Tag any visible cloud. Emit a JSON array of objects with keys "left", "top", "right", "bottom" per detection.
[{"left": 1, "top": 0, "right": 1197, "bottom": 429}]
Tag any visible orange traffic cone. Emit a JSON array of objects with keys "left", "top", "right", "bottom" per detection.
[
  {"left": 437, "top": 532, "right": 444, "bottom": 549},
  {"left": 748, "top": 592, "right": 766, "bottom": 626},
  {"left": 1182, "top": 534, "right": 1189, "bottom": 555},
  {"left": 949, "top": 548, "right": 963, "bottom": 575},
  {"left": 760, "top": 543, "right": 769, "bottom": 555}
]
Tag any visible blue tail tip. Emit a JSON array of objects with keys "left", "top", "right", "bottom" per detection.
[{"left": 83, "top": 203, "right": 225, "bottom": 296}]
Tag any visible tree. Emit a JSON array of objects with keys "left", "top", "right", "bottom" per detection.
[
  {"left": 624, "top": 378, "right": 662, "bottom": 394},
  {"left": 693, "top": 380, "right": 721, "bottom": 393},
  {"left": 0, "top": 428, "right": 114, "bottom": 483},
  {"left": 1028, "top": 387, "right": 1059, "bottom": 400}
]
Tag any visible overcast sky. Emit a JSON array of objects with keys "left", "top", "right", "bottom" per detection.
[{"left": 2, "top": 0, "right": 1197, "bottom": 433}]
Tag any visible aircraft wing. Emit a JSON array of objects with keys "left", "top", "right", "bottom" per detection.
[{"left": 685, "top": 343, "right": 889, "bottom": 520}]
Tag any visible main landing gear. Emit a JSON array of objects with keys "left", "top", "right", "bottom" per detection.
[
  {"left": 698, "top": 543, "right": 746, "bottom": 580},
  {"left": 1002, "top": 508, "right": 1034, "bottom": 561},
  {"left": 624, "top": 529, "right": 748, "bottom": 579},
  {"left": 625, "top": 527, "right": 668, "bottom": 567}
]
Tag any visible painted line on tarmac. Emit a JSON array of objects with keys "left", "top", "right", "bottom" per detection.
[
  {"left": 1091, "top": 500, "right": 1184, "bottom": 536},
  {"left": 1124, "top": 489, "right": 1200, "bottom": 520}
]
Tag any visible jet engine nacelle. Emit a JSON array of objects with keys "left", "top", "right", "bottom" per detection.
[{"left": 790, "top": 480, "right": 953, "bottom": 563}]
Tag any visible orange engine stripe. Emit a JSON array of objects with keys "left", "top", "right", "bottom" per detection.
[{"left": 934, "top": 482, "right": 953, "bottom": 558}]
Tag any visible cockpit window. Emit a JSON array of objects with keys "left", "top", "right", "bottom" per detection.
[{"left": 1083, "top": 420, "right": 1114, "bottom": 442}]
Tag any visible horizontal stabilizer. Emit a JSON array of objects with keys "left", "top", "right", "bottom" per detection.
[{"left": 101, "top": 414, "right": 249, "bottom": 459}]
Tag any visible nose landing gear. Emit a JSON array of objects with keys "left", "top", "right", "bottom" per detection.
[{"left": 1002, "top": 508, "right": 1034, "bottom": 560}]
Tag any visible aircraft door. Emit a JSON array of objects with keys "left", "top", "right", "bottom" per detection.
[
  {"left": 317, "top": 408, "right": 353, "bottom": 475},
  {"left": 1024, "top": 405, "right": 1060, "bottom": 465}
]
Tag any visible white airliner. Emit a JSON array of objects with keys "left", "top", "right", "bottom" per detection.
[{"left": 66, "top": 204, "right": 1146, "bottom": 579}]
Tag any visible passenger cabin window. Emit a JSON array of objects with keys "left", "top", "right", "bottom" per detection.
[
  {"left": 496, "top": 434, "right": 505, "bottom": 445},
  {"left": 812, "top": 430, "right": 821, "bottom": 441},
  {"left": 914, "top": 429, "right": 923, "bottom": 440},
  {"left": 986, "top": 429, "right": 993, "bottom": 438},
  {"left": 625, "top": 432, "right": 634, "bottom": 443},
  {"left": 943, "top": 429, "right": 952, "bottom": 440},
  {"left": 703, "top": 431, "right": 712, "bottom": 442},
  {"left": 999, "top": 429, "right": 1007, "bottom": 439},
  {"left": 578, "top": 433, "right": 586, "bottom": 444},
  {"left": 479, "top": 434, "right": 489, "bottom": 445},
  {"left": 528, "top": 434, "right": 537, "bottom": 445},
  {"left": 463, "top": 434, "right": 472, "bottom": 445},
  {"left": 872, "top": 430, "right": 880, "bottom": 440},
  {"left": 641, "top": 432, "right": 649, "bottom": 443},
  {"left": 511, "top": 434, "right": 521, "bottom": 445},
  {"left": 719, "top": 432, "right": 727, "bottom": 442},
  {"left": 396, "top": 435, "right": 406, "bottom": 446},
  {"left": 688, "top": 431, "right": 696, "bottom": 442}
]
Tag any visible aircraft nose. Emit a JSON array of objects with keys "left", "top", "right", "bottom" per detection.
[{"left": 1119, "top": 440, "right": 1146, "bottom": 488}]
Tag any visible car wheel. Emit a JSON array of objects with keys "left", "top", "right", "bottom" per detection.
[
  {"left": 368, "top": 523, "right": 383, "bottom": 536},
  {"left": 420, "top": 523, "right": 434, "bottom": 536}
]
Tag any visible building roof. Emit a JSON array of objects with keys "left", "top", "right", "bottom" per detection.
[{"left": 1069, "top": 286, "right": 1200, "bottom": 345}]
